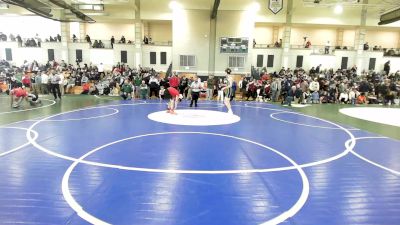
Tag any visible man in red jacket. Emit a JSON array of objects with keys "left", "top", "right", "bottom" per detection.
[{"left": 168, "top": 72, "right": 180, "bottom": 89}]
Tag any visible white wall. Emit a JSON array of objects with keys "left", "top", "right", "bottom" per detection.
[
  {"left": 342, "top": 29, "right": 355, "bottom": 47},
  {"left": 172, "top": 9, "right": 211, "bottom": 75},
  {"left": 290, "top": 27, "right": 337, "bottom": 46},
  {"left": 113, "top": 44, "right": 138, "bottom": 68},
  {"left": 291, "top": 7, "right": 363, "bottom": 26},
  {"left": 0, "top": 16, "right": 60, "bottom": 40},
  {"left": 90, "top": 49, "right": 114, "bottom": 69},
  {"left": 214, "top": 10, "right": 256, "bottom": 75},
  {"left": 365, "top": 30, "right": 400, "bottom": 49},
  {"left": 252, "top": 48, "right": 282, "bottom": 72},
  {"left": 67, "top": 43, "right": 91, "bottom": 66},
  {"left": 148, "top": 21, "right": 172, "bottom": 43},
  {"left": 254, "top": 24, "right": 273, "bottom": 44},
  {"left": 142, "top": 45, "right": 172, "bottom": 72},
  {"left": 85, "top": 23, "right": 135, "bottom": 42},
  {"left": 41, "top": 42, "right": 63, "bottom": 62}
]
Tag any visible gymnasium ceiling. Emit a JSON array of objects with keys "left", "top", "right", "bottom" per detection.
[{"left": 0, "top": 0, "right": 400, "bottom": 27}]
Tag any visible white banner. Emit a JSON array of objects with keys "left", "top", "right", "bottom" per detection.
[{"left": 268, "top": 0, "right": 283, "bottom": 14}]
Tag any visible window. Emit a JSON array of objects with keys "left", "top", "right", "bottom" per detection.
[
  {"left": 180, "top": 55, "right": 196, "bottom": 67},
  {"left": 341, "top": 57, "right": 348, "bottom": 70},
  {"left": 150, "top": 52, "right": 156, "bottom": 65},
  {"left": 369, "top": 58, "right": 376, "bottom": 70},
  {"left": 121, "top": 51, "right": 127, "bottom": 63},
  {"left": 267, "top": 55, "right": 274, "bottom": 67},
  {"left": 228, "top": 56, "right": 245, "bottom": 68},
  {"left": 5, "top": 48, "right": 12, "bottom": 61},
  {"left": 48, "top": 49, "right": 55, "bottom": 61},
  {"left": 256, "top": 55, "right": 263, "bottom": 67},
  {"left": 76, "top": 49, "right": 82, "bottom": 62},
  {"left": 296, "top": 55, "right": 303, "bottom": 68},
  {"left": 160, "top": 52, "right": 167, "bottom": 65}
]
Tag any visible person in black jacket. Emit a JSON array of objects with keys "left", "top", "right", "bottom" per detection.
[
  {"left": 384, "top": 60, "right": 390, "bottom": 75},
  {"left": 111, "top": 36, "right": 115, "bottom": 48}
]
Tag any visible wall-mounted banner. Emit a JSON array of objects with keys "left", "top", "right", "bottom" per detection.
[{"left": 268, "top": 0, "right": 283, "bottom": 14}]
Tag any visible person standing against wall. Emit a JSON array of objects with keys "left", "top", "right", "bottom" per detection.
[
  {"left": 206, "top": 75, "right": 214, "bottom": 100},
  {"left": 111, "top": 36, "right": 115, "bottom": 48},
  {"left": 325, "top": 41, "right": 330, "bottom": 54},
  {"left": 384, "top": 60, "right": 391, "bottom": 75}
]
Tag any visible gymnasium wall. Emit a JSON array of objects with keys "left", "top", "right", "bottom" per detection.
[
  {"left": 290, "top": 27, "right": 337, "bottom": 46},
  {"left": 142, "top": 45, "right": 172, "bottom": 71},
  {"left": 365, "top": 30, "right": 400, "bottom": 49},
  {"left": 172, "top": 9, "right": 211, "bottom": 75},
  {"left": 254, "top": 25, "right": 274, "bottom": 45},
  {"left": 85, "top": 23, "right": 136, "bottom": 42},
  {"left": 0, "top": 16, "right": 61, "bottom": 40},
  {"left": 148, "top": 21, "right": 172, "bottom": 43},
  {"left": 342, "top": 30, "right": 356, "bottom": 47},
  {"left": 214, "top": 10, "right": 256, "bottom": 75}
]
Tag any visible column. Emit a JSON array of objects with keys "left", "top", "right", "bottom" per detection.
[
  {"left": 79, "top": 23, "right": 86, "bottom": 41},
  {"left": 143, "top": 21, "right": 149, "bottom": 38},
  {"left": 397, "top": 31, "right": 400, "bottom": 48},
  {"left": 281, "top": 0, "right": 293, "bottom": 69},
  {"left": 208, "top": 18, "right": 217, "bottom": 73},
  {"left": 336, "top": 28, "right": 344, "bottom": 47},
  {"left": 272, "top": 26, "right": 279, "bottom": 44},
  {"left": 354, "top": 0, "right": 368, "bottom": 74},
  {"left": 60, "top": 22, "right": 70, "bottom": 61},
  {"left": 134, "top": 0, "right": 142, "bottom": 67}
]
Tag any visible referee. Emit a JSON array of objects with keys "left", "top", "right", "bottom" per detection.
[{"left": 189, "top": 76, "right": 202, "bottom": 107}]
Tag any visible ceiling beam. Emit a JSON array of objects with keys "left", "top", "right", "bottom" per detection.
[
  {"left": 379, "top": 7, "right": 400, "bottom": 25},
  {"left": 211, "top": 0, "right": 220, "bottom": 19}
]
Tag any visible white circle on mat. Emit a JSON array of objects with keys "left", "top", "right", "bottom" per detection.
[
  {"left": 147, "top": 109, "right": 240, "bottom": 126},
  {"left": 339, "top": 107, "right": 400, "bottom": 127}
]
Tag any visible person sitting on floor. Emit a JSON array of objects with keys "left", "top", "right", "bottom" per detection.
[
  {"left": 81, "top": 82, "right": 91, "bottom": 94},
  {"left": 357, "top": 92, "right": 367, "bottom": 104},
  {"left": 120, "top": 79, "right": 133, "bottom": 100}
]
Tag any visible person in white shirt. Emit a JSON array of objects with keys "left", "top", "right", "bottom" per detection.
[
  {"left": 309, "top": 79, "right": 320, "bottom": 92},
  {"left": 98, "top": 63, "right": 105, "bottom": 79},
  {"left": 190, "top": 76, "right": 202, "bottom": 107},
  {"left": 325, "top": 41, "right": 330, "bottom": 54}
]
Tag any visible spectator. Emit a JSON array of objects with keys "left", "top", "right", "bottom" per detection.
[
  {"left": 85, "top": 35, "right": 91, "bottom": 43},
  {"left": 384, "top": 60, "right": 390, "bottom": 75},
  {"left": 363, "top": 42, "right": 369, "bottom": 50},
  {"left": 139, "top": 80, "right": 148, "bottom": 99},
  {"left": 111, "top": 36, "right": 115, "bottom": 48},
  {"left": 305, "top": 40, "right": 311, "bottom": 48},
  {"left": 120, "top": 36, "right": 126, "bottom": 44},
  {"left": 325, "top": 41, "right": 330, "bottom": 54}
]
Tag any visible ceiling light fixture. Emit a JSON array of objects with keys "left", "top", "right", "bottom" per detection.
[
  {"left": 251, "top": 2, "right": 261, "bottom": 12},
  {"left": 334, "top": 5, "right": 343, "bottom": 14},
  {"left": 169, "top": 1, "right": 182, "bottom": 10}
]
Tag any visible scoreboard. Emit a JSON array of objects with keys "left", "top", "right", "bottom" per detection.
[{"left": 220, "top": 37, "right": 249, "bottom": 54}]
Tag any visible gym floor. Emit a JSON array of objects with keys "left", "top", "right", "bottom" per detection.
[{"left": 0, "top": 94, "right": 399, "bottom": 225}]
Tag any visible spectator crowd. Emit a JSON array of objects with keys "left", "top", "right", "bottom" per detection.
[{"left": 1, "top": 58, "right": 399, "bottom": 108}]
